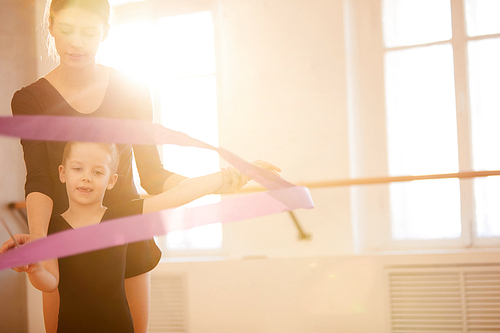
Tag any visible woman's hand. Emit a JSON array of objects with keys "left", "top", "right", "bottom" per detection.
[
  {"left": 0, "top": 234, "right": 41, "bottom": 272},
  {"left": 1, "top": 234, "right": 59, "bottom": 292}
]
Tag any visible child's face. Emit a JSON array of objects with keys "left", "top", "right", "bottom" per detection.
[{"left": 59, "top": 143, "right": 118, "bottom": 207}]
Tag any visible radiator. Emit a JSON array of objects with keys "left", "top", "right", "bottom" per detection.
[
  {"left": 149, "top": 273, "right": 189, "bottom": 333},
  {"left": 387, "top": 264, "right": 500, "bottom": 333}
]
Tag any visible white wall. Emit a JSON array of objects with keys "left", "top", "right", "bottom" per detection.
[
  {"left": 156, "top": 251, "right": 500, "bottom": 333},
  {"left": 0, "top": 2, "right": 37, "bottom": 332},
  {"left": 216, "top": 0, "right": 353, "bottom": 258}
]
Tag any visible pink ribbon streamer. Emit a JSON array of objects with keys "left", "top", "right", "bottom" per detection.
[{"left": 0, "top": 115, "right": 314, "bottom": 271}]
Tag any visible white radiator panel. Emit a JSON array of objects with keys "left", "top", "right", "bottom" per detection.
[
  {"left": 387, "top": 265, "right": 500, "bottom": 333},
  {"left": 149, "top": 274, "right": 189, "bottom": 333},
  {"left": 464, "top": 271, "right": 500, "bottom": 332}
]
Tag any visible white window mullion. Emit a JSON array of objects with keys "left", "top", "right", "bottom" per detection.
[{"left": 450, "top": 0, "right": 475, "bottom": 247}]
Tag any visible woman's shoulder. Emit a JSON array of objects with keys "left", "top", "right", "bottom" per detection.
[
  {"left": 11, "top": 78, "right": 54, "bottom": 115},
  {"left": 14, "top": 77, "right": 51, "bottom": 98}
]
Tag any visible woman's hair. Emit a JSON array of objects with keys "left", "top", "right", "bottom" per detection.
[
  {"left": 62, "top": 142, "right": 119, "bottom": 175},
  {"left": 43, "top": 0, "right": 113, "bottom": 59}
]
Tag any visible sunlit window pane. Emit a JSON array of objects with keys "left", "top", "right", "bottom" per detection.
[
  {"left": 468, "top": 37, "right": 500, "bottom": 238},
  {"left": 474, "top": 177, "right": 500, "bottom": 238},
  {"left": 99, "top": 21, "right": 153, "bottom": 80},
  {"left": 160, "top": 76, "right": 221, "bottom": 250},
  {"left": 469, "top": 38, "right": 500, "bottom": 171},
  {"left": 385, "top": 44, "right": 461, "bottom": 240},
  {"left": 465, "top": 0, "right": 500, "bottom": 37},
  {"left": 98, "top": 11, "right": 222, "bottom": 250},
  {"left": 156, "top": 12, "right": 221, "bottom": 251},
  {"left": 385, "top": 45, "right": 458, "bottom": 175},
  {"left": 161, "top": 76, "right": 219, "bottom": 177},
  {"left": 391, "top": 179, "right": 462, "bottom": 240},
  {"left": 156, "top": 12, "right": 216, "bottom": 78},
  {"left": 382, "top": 0, "right": 452, "bottom": 48}
]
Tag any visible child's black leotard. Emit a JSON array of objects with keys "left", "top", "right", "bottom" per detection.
[{"left": 48, "top": 200, "right": 159, "bottom": 333}]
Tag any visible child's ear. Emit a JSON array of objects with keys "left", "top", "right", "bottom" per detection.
[
  {"left": 107, "top": 173, "right": 118, "bottom": 190},
  {"left": 59, "top": 165, "right": 66, "bottom": 184}
]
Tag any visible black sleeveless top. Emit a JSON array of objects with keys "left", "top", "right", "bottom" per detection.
[{"left": 12, "top": 68, "right": 170, "bottom": 277}]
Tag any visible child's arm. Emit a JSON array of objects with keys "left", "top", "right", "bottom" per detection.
[
  {"left": 143, "top": 170, "right": 225, "bottom": 214},
  {"left": 143, "top": 161, "right": 281, "bottom": 214},
  {"left": 1, "top": 234, "right": 59, "bottom": 293}
]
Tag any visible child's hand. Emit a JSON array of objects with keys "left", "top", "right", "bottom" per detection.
[
  {"left": 0, "top": 234, "right": 39, "bottom": 272},
  {"left": 214, "top": 160, "right": 282, "bottom": 194},
  {"left": 250, "top": 160, "right": 282, "bottom": 177},
  {"left": 215, "top": 166, "right": 249, "bottom": 194}
]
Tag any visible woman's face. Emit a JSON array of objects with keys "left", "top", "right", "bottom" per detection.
[{"left": 50, "top": 6, "right": 108, "bottom": 69}]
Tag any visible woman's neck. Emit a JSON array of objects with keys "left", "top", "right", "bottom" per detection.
[
  {"left": 44, "top": 62, "right": 111, "bottom": 114},
  {"left": 50, "top": 62, "right": 105, "bottom": 89}
]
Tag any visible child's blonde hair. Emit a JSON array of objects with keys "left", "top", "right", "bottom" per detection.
[{"left": 62, "top": 142, "right": 119, "bottom": 174}]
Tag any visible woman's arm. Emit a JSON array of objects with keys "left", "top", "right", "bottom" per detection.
[
  {"left": 43, "top": 290, "right": 59, "bottom": 333},
  {"left": 125, "top": 273, "right": 150, "bottom": 333},
  {"left": 26, "top": 192, "right": 53, "bottom": 238},
  {"left": 2, "top": 192, "right": 54, "bottom": 268},
  {"left": 11, "top": 89, "right": 60, "bottom": 331},
  {"left": 0, "top": 193, "right": 53, "bottom": 269},
  {"left": 132, "top": 144, "right": 181, "bottom": 195},
  {"left": 12, "top": 90, "right": 55, "bottom": 238}
]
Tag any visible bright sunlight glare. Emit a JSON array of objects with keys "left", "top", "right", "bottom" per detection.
[{"left": 98, "top": 10, "right": 222, "bottom": 250}]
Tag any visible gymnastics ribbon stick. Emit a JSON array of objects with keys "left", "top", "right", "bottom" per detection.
[{"left": 0, "top": 115, "right": 314, "bottom": 271}]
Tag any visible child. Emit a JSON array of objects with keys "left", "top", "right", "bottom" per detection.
[{"left": 18, "top": 141, "right": 280, "bottom": 332}]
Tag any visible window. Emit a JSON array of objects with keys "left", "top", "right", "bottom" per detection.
[
  {"left": 380, "top": 0, "right": 500, "bottom": 248},
  {"left": 101, "top": 1, "right": 222, "bottom": 252}
]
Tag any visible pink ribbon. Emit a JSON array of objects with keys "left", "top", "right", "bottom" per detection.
[{"left": 0, "top": 116, "right": 314, "bottom": 270}]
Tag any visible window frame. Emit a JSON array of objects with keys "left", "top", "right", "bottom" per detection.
[{"left": 346, "top": 0, "right": 500, "bottom": 252}]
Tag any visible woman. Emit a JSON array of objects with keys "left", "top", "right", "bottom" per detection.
[{"left": 4, "top": 0, "right": 247, "bottom": 332}]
